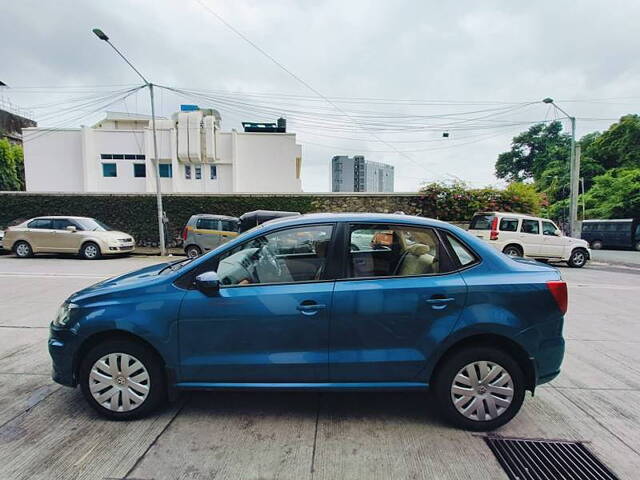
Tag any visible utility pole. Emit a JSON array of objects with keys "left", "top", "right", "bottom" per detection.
[
  {"left": 92, "top": 28, "right": 166, "bottom": 256},
  {"left": 542, "top": 98, "right": 578, "bottom": 236}
]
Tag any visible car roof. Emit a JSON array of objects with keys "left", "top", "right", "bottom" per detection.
[
  {"left": 258, "top": 212, "right": 454, "bottom": 230},
  {"left": 474, "top": 211, "right": 555, "bottom": 221},
  {"left": 191, "top": 214, "right": 239, "bottom": 221},
  {"left": 32, "top": 216, "right": 94, "bottom": 220}
]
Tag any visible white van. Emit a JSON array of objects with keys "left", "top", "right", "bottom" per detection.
[{"left": 468, "top": 212, "right": 590, "bottom": 268}]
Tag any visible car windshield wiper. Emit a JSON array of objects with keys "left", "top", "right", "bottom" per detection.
[{"left": 159, "top": 258, "right": 194, "bottom": 274}]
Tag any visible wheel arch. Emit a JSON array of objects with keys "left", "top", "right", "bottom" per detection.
[
  {"left": 428, "top": 333, "right": 537, "bottom": 393},
  {"left": 73, "top": 329, "right": 167, "bottom": 386}
]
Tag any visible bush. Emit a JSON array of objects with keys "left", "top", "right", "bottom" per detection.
[{"left": 0, "top": 190, "right": 532, "bottom": 246}]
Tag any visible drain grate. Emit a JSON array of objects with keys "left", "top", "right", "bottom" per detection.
[{"left": 484, "top": 436, "right": 619, "bottom": 480}]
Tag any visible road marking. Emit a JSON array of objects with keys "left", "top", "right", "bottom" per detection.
[{"left": 569, "top": 283, "right": 640, "bottom": 290}]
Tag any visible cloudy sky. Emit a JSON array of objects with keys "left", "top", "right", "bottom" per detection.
[{"left": 2, "top": 0, "right": 639, "bottom": 191}]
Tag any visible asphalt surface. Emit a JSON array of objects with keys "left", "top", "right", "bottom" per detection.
[{"left": 1, "top": 254, "right": 640, "bottom": 479}]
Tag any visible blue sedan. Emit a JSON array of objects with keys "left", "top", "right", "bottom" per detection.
[{"left": 49, "top": 213, "right": 566, "bottom": 430}]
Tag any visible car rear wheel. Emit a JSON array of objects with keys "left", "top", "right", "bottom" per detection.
[
  {"left": 503, "top": 245, "right": 522, "bottom": 257},
  {"left": 185, "top": 245, "right": 202, "bottom": 258},
  {"left": 81, "top": 242, "right": 101, "bottom": 260},
  {"left": 590, "top": 240, "right": 603, "bottom": 250},
  {"left": 567, "top": 248, "right": 587, "bottom": 268},
  {"left": 79, "top": 339, "right": 166, "bottom": 420},
  {"left": 14, "top": 241, "right": 33, "bottom": 258},
  {"left": 433, "top": 346, "right": 525, "bottom": 431},
  {"left": 634, "top": 241, "right": 640, "bottom": 251}
]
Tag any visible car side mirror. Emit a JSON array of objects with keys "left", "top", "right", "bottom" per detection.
[
  {"left": 194, "top": 271, "right": 220, "bottom": 293},
  {"left": 554, "top": 229, "right": 562, "bottom": 236},
  {"left": 66, "top": 225, "right": 77, "bottom": 232}
]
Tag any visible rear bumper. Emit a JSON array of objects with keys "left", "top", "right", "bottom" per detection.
[{"left": 534, "top": 336, "right": 565, "bottom": 386}]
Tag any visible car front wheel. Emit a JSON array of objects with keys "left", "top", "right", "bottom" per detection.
[
  {"left": 79, "top": 339, "right": 166, "bottom": 420},
  {"left": 80, "top": 242, "right": 101, "bottom": 260},
  {"left": 567, "top": 248, "right": 588, "bottom": 268},
  {"left": 433, "top": 346, "right": 525, "bottom": 431}
]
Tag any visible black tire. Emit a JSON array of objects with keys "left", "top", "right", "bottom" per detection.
[
  {"left": 80, "top": 242, "right": 101, "bottom": 260},
  {"left": 79, "top": 339, "right": 166, "bottom": 420},
  {"left": 14, "top": 240, "right": 33, "bottom": 258},
  {"left": 567, "top": 248, "right": 588, "bottom": 268},
  {"left": 502, "top": 245, "right": 523, "bottom": 258},
  {"left": 432, "top": 346, "right": 525, "bottom": 431},
  {"left": 590, "top": 240, "right": 603, "bottom": 250},
  {"left": 185, "top": 245, "right": 202, "bottom": 258}
]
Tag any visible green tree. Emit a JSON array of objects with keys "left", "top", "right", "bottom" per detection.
[
  {"left": 0, "top": 139, "right": 24, "bottom": 191},
  {"left": 495, "top": 121, "right": 570, "bottom": 183},
  {"left": 583, "top": 114, "right": 640, "bottom": 170},
  {"left": 583, "top": 168, "right": 640, "bottom": 219}
]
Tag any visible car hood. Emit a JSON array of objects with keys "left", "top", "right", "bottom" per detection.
[
  {"left": 69, "top": 261, "right": 170, "bottom": 302},
  {"left": 90, "top": 230, "right": 133, "bottom": 241}
]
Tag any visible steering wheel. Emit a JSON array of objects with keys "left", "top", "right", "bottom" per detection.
[{"left": 259, "top": 242, "right": 283, "bottom": 277}]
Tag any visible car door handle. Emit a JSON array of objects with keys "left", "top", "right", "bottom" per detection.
[
  {"left": 296, "top": 302, "right": 327, "bottom": 316},
  {"left": 426, "top": 296, "right": 455, "bottom": 310}
]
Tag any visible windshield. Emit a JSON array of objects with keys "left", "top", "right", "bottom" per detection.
[{"left": 75, "top": 218, "right": 113, "bottom": 232}]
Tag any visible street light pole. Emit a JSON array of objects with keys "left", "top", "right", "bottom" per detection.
[
  {"left": 92, "top": 29, "right": 166, "bottom": 256},
  {"left": 542, "top": 97, "right": 579, "bottom": 237}
]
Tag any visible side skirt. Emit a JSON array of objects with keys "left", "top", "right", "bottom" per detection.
[{"left": 175, "top": 382, "right": 429, "bottom": 391}]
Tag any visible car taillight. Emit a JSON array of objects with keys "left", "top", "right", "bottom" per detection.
[
  {"left": 547, "top": 281, "right": 568, "bottom": 314},
  {"left": 182, "top": 227, "right": 188, "bottom": 241},
  {"left": 490, "top": 217, "right": 499, "bottom": 240}
]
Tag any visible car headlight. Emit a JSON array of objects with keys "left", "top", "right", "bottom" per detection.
[{"left": 53, "top": 303, "right": 79, "bottom": 327}]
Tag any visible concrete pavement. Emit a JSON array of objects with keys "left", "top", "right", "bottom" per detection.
[{"left": 1, "top": 255, "right": 639, "bottom": 479}]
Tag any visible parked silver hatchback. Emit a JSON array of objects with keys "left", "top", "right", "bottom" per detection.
[{"left": 181, "top": 214, "right": 239, "bottom": 258}]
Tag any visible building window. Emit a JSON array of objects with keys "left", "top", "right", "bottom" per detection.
[
  {"left": 195, "top": 166, "right": 202, "bottom": 179},
  {"left": 102, "top": 163, "right": 117, "bottom": 177},
  {"left": 101, "top": 153, "right": 145, "bottom": 160},
  {"left": 133, "top": 163, "right": 146, "bottom": 178},
  {"left": 210, "top": 165, "right": 217, "bottom": 180},
  {"left": 159, "top": 164, "right": 172, "bottom": 178},
  {"left": 185, "top": 165, "right": 192, "bottom": 179}
]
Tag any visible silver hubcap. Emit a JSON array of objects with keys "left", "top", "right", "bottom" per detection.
[
  {"left": 188, "top": 248, "right": 200, "bottom": 258},
  {"left": 505, "top": 248, "right": 519, "bottom": 257},
  {"left": 89, "top": 353, "right": 150, "bottom": 412},
  {"left": 16, "top": 243, "right": 29, "bottom": 256},
  {"left": 451, "top": 361, "right": 514, "bottom": 421},
  {"left": 572, "top": 252, "right": 585, "bottom": 265},
  {"left": 84, "top": 245, "right": 98, "bottom": 258}
]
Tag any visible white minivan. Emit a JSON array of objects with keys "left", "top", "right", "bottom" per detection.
[{"left": 468, "top": 212, "right": 590, "bottom": 268}]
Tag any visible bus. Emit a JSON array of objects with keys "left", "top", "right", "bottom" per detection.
[{"left": 581, "top": 219, "right": 640, "bottom": 251}]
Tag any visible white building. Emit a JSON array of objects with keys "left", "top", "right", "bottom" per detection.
[{"left": 23, "top": 108, "right": 303, "bottom": 193}]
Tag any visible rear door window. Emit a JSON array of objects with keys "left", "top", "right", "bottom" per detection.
[
  {"left": 220, "top": 220, "right": 238, "bottom": 232},
  {"left": 469, "top": 214, "right": 495, "bottom": 230},
  {"left": 52, "top": 219, "right": 75, "bottom": 230},
  {"left": 520, "top": 219, "right": 540, "bottom": 235},
  {"left": 196, "top": 218, "right": 219, "bottom": 231},
  {"left": 499, "top": 218, "right": 518, "bottom": 232},
  {"left": 348, "top": 224, "right": 445, "bottom": 278}
]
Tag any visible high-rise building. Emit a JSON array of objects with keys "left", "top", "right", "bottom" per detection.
[{"left": 331, "top": 155, "right": 394, "bottom": 192}]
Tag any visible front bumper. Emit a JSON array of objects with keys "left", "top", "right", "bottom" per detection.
[
  {"left": 48, "top": 325, "right": 80, "bottom": 387},
  {"left": 105, "top": 244, "right": 136, "bottom": 254}
]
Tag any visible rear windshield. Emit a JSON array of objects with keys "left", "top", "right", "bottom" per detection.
[{"left": 469, "top": 214, "right": 495, "bottom": 230}]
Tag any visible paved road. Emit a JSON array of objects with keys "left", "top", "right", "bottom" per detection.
[
  {"left": 1, "top": 255, "right": 640, "bottom": 479},
  {"left": 591, "top": 248, "right": 640, "bottom": 267}
]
